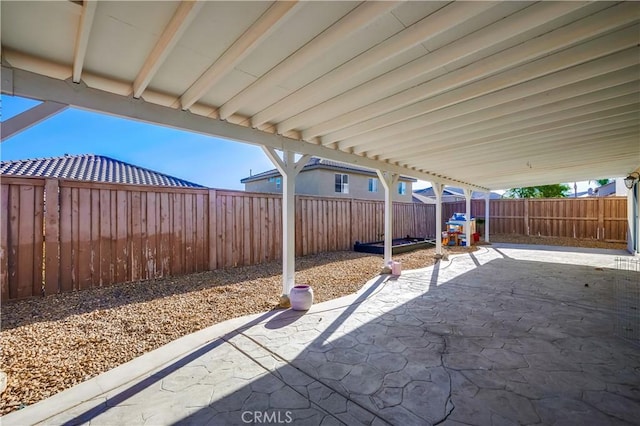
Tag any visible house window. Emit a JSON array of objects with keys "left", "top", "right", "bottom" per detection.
[
  {"left": 398, "top": 182, "right": 406, "bottom": 195},
  {"left": 268, "top": 176, "right": 281, "bottom": 189},
  {"left": 368, "top": 178, "right": 378, "bottom": 193},
  {"left": 335, "top": 174, "right": 349, "bottom": 193}
]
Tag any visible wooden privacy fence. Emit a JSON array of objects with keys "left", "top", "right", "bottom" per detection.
[
  {"left": 2, "top": 175, "right": 627, "bottom": 302},
  {"left": 442, "top": 197, "right": 627, "bottom": 242},
  {"left": 1, "top": 176, "right": 435, "bottom": 301}
]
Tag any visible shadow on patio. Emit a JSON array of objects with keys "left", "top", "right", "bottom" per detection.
[{"left": 21, "top": 247, "right": 640, "bottom": 425}]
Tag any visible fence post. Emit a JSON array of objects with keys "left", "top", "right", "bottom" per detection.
[
  {"left": 349, "top": 198, "right": 354, "bottom": 245},
  {"left": 524, "top": 198, "right": 530, "bottom": 236},
  {"left": 44, "top": 179, "right": 60, "bottom": 296},
  {"left": 208, "top": 189, "right": 217, "bottom": 270},
  {"left": 597, "top": 197, "right": 604, "bottom": 240}
]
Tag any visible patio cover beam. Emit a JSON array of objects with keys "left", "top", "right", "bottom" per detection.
[
  {"left": 1, "top": 101, "right": 68, "bottom": 142},
  {"left": 0, "top": 64, "right": 487, "bottom": 192}
]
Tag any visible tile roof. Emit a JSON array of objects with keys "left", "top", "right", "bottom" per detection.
[
  {"left": 241, "top": 157, "right": 416, "bottom": 183},
  {"left": 0, "top": 154, "right": 205, "bottom": 188}
]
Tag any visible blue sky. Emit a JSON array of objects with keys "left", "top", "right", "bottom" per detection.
[{"left": 1, "top": 95, "right": 279, "bottom": 190}]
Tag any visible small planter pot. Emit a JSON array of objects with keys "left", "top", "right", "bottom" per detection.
[{"left": 290, "top": 285, "right": 314, "bottom": 311}]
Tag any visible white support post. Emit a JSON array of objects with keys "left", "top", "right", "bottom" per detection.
[
  {"left": 484, "top": 192, "right": 491, "bottom": 243},
  {"left": 262, "top": 147, "right": 310, "bottom": 306},
  {"left": 376, "top": 170, "right": 399, "bottom": 268},
  {"left": 464, "top": 188, "right": 473, "bottom": 247},
  {"left": 627, "top": 176, "right": 640, "bottom": 255},
  {"left": 635, "top": 182, "right": 640, "bottom": 256},
  {"left": 433, "top": 182, "right": 444, "bottom": 256}
]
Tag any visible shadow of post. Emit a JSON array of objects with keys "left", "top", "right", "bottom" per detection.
[
  {"left": 59, "top": 275, "right": 390, "bottom": 425},
  {"left": 59, "top": 309, "right": 284, "bottom": 426}
]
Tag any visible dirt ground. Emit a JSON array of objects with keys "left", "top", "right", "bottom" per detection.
[{"left": 0, "top": 236, "right": 626, "bottom": 415}]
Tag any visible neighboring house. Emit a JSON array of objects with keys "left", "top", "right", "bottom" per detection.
[
  {"left": 0, "top": 154, "right": 205, "bottom": 188},
  {"left": 241, "top": 157, "right": 416, "bottom": 202},
  {"left": 593, "top": 178, "right": 627, "bottom": 197},
  {"left": 411, "top": 193, "right": 436, "bottom": 204},
  {"left": 413, "top": 186, "right": 502, "bottom": 203}
]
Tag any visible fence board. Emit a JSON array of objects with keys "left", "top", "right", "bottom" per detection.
[
  {"left": 273, "top": 197, "right": 282, "bottom": 261},
  {"left": 1, "top": 184, "right": 9, "bottom": 300},
  {"left": 208, "top": 190, "right": 217, "bottom": 270},
  {"left": 115, "top": 190, "right": 128, "bottom": 282},
  {"left": 7, "top": 185, "right": 19, "bottom": 298},
  {"left": 18, "top": 185, "right": 36, "bottom": 297},
  {"left": 2, "top": 179, "right": 45, "bottom": 299},
  {"left": 59, "top": 186, "right": 73, "bottom": 293},
  {"left": 184, "top": 193, "right": 194, "bottom": 273},
  {"left": 222, "top": 195, "right": 232, "bottom": 268},
  {"left": 32, "top": 185, "right": 44, "bottom": 297},
  {"left": 130, "top": 191, "right": 142, "bottom": 281},
  {"left": 77, "top": 188, "right": 92, "bottom": 290},
  {"left": 158, "top": 193, "right": 168, "bottom": 277},
  {"left": 146, "top": 192, "right": 157, "bottom": 279},
  {"left": 196, "top": 193, "right": 206, "bottom": 271},
  {"left": 90, "top": 188, "right": 100, "bottom": 286},
  {"left": 259, "top": 197, "right": 268, "bottom": 262},
  {"left": 242, "top": 196, "right": 251, "bottom": 266},
  {"left": 604, "top": 197, "right": 628, "bottom": 241},
  {"left": 231, "top": 195, "right": 240, "bottom": 267}
]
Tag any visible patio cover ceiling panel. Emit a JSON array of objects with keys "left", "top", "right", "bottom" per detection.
[{"left": 1, "top": 1, "right": 639, "bottom": 190}]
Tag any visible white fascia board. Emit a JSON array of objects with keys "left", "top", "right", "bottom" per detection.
[{"left": 1, "top": 65, "right": 488, "bottom": 192}]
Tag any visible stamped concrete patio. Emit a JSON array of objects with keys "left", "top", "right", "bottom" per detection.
[{"left": 4, "top": 244, "right": 639, "bottom": 425}]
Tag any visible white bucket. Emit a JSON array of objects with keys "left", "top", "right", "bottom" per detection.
[{"left": 391, "top": 261, "right": 401, "bottom": 276}]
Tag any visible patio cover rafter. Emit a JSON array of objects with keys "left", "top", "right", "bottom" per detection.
[
  {"left": 331, "top": 30, "right": 639, "bottom": 149},
  {"left": 218, "top": 1, "right": 399, "bottom": 120},
  {"left": 72, "top": 0, "right": 97, "bottom": 83},
  {"left": 133, "top": 0, "right": 205, "bottom": 99},
  {"left": 253, "top": 0, "right": 496, "bottom": 130},
  {"left": 285, "top": 0, "right": 595, "bottom": 138},
  {"left": 0, "top": 64, "right": 487, "bottom": 192},
  {"left": 179, "top": 1, "right": 300, "bottom": 111}
]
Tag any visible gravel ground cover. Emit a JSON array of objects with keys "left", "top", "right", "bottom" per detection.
[
  {"left": 1, "top": 245, "right": 472, "bottom": 415},
  {"left": 490, "top": 233, "right": 628, "bottom": 250},
  {"left": 0, "top": 236, "right": 625, "bottom": 415}
]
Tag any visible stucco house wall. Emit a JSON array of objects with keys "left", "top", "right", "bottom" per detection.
[
  {"left": 244, "top": 168, "right": 413, "bottom": 202},
  {"left": 245, "top": 179, "right": 280, "bottom": 193}
]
